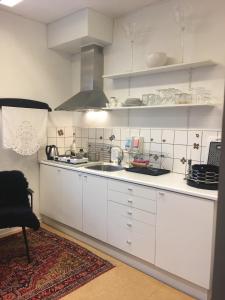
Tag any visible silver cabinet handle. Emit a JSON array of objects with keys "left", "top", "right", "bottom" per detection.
[
  {"left": 159, "top": 192, "right": 165, "bottom": 196},
  {"left": 128, "top": 187, "right": 133, "bottom": 191},
  {"left": 126, "top": 223, "right": 132, "bottom": 227},
  {"left": 126, "top": 240, "right": 132, "bottom": 245},
  {"left": 127, "top": 211, "right": 133, "bottom": 215},
  {"left": 127, "top": 199, "right": 133, "bottom": 204}
]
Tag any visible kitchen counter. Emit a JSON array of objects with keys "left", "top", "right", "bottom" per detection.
[{"left": 40, "top": 160, "right": 218, "bottom": 201}]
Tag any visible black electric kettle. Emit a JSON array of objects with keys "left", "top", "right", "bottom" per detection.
[{"left": 45, "top": 145, "right": 59, "bottom": 160}]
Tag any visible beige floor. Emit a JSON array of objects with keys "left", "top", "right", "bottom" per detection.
[{"left": 42, "top": 224, "right": 194, "bottom": 300}]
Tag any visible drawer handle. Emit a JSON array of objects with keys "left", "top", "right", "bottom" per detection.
[
  {"left": 127, "top": 211, "right": 133, "bottom": 215},
  {"left": 57, "top": 169, "right": 61, "bottom": 172},
  {"left": 159, "top": 192, "right": 165, "bottom": 196},
  {"left": 128, "top": 187, "right": 133, "bottom": 191},
  {"left": 127, "top": 199, "right": 133, "bottom": 204},
  {"left": 126, "top": 240, "right": 132, "bottom": 245},
  {"left": 126, "top": 223, "right": 132, "bottom": 227}
]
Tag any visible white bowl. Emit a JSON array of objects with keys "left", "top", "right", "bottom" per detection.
[{"left": 146, "top": 52, "right": 167, "bottom": 68}]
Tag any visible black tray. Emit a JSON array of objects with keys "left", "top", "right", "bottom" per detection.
[{"left": 125, "top": 167, "right": 170, "bottom": 176}]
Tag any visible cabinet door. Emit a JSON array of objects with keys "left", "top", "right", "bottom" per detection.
[
  {"left": 156, "top": 190, "right": 215, "bottom": 289},
  {"left": 83, "top": 174, "right": 108, "bottom": 242},
  {"left": 61, "top": 169, "right": 83, "bottom": 231},
  {"left": 40, "top": 164, "right": 62, "bottom": 221}
]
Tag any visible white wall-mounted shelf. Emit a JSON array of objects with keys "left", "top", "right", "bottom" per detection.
[
  {"left": 103, "top": 60, "right": 216, "bottom": 79},
  {"left": 103, "top": 103, "right": 215, "bottom": 111}
]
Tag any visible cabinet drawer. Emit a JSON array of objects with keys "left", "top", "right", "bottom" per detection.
[
  {"left": 108, "top": 200, "right": 155, "bottom": 226},
  {"left": 108, "top": 190, "right": 156, "bottom": 213},
  {"left": 108, "top": 179, "right": 157, "bottom": 201},
  {"left": 108, "top": 220, "right": 155, "bottom": 263}
]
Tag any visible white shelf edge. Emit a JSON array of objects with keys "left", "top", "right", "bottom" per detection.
[
  {"left": 102, "top": 104, "right": 215, "bottom": 111},
  {"left": 103, "top": 60, "right": 217, "bottom": 79}
]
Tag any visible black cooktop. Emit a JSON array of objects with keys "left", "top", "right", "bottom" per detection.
[{"left": 125, "top": 167, "right": 170, "bottom": 176}]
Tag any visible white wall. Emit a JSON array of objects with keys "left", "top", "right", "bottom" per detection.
[
  {"left": 0, "top": 10, "right": 73, "bottom": 216},
  {"left": 72, "top": 0, "right": 225, "bottom": 129}
]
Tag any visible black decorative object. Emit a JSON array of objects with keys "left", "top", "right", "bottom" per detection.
[{"left": 0, "top": 98, "right": 52, "bottom": 111}]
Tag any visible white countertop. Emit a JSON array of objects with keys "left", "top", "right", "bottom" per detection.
[{"left": 40, "top": 160, "right": 218, "bottom": 201}]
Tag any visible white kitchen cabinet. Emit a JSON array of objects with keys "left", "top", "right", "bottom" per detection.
[
  {"left": 83, "top": 174, "right": 108, "bottom": 242},
  {"left": 156, "top": 190, "right": 215, "bottom": 289},
  {"left": 107, "top": 179, "right": 156, "bottom": 263},
  {"left": 60, "top": 169, "right": 83, "bottom": 231},
  {"left": 40, "top": 164, "right": 62, "bottom": 222},
  {"left": 40, "top": 164, "right": 83, "bottom": 231},
  {"left": 108, "top": 201, "right": 156, "bottom": 263}
]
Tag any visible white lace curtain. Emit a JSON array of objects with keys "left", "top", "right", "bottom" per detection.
[{"left": 2, "top": 106, "right": 48, "bottom": 156}]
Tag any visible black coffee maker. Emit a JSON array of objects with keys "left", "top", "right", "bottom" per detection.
[{"left": 45, "top": 145, "right": 59, "bottom": 160}]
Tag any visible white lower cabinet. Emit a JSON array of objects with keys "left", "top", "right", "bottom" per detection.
[
  {"left": 40, "top": 164, "right": 83, "bottom": 231},
  {"left": 156, "top": 190, "right": 215, "bottom": 289},
  {"left": 107, "top": 179, "right": 157, "bottom": 263},
  {"left": 108, "top": 201, "right": 156, "bottom": 263},
  {"left": 40, "top": 163, "right": 216, "bottom": 292},
  {"left": 83, "top": 174, "right": 108, "bottom": 242}
]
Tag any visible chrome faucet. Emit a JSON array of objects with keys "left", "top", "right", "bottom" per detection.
[{"left": 109, "top": 145, "right": 124, "bottom": 166}]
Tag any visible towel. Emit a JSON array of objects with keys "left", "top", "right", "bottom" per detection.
[{"left": 2, "top": 106, "right": 48, "bottom": 155}]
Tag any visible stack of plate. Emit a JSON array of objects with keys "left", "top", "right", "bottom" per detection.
[
  {"left": 122, "top": 98, "right": 143, "bottom": 107},
  {"left": 187, "top": 164, "right": 219, "bottom": 190}
]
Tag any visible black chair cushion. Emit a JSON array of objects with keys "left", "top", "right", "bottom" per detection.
[
  {"left": 0, "top": 171, "right": 29, "bottom": 207},
  {"left": 0, "top": 207, "right": 40, "bottom": 230}
]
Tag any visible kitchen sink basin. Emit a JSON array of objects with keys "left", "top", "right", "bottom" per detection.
[{"left": 85, "top": 164, "right": 124, "bottom": 172}]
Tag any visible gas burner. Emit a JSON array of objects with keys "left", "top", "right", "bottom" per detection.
[{"left": 54, "top": 155, "right": 88, "bottom": 165}]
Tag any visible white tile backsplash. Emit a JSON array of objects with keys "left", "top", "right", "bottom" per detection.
[
  {"left": 56, "top": 137, "right": 65, "bottom": 148},
  {"left": 76, "top": 127, "right": 82, "bottom": 138},
  {"left": 121, "top": 127, "right": 130, "bottom": 140},
  {"left": 140, "top": 128, "right": 151, "bottom": 143},
  {"left": 65, "top": 137, "right": 73, "bottom": 148},
  {"left": 173, "top": 158, "right": 187, "bottom": 174},
  {"left": 47, "top": 126, "right": 221, "bottom": 175},
  {"left": 202, "top": 130, "right": 217, "bottom": 146},
  {"left": 150, "top": 142, "right": 161, "bottom": 153},
  {"left": 88, "top": 128, "right": 96, "bottom": 139},
  {"left": 143, "top": 142, "right": 150, "bottom": 154},
  {"left": 187, "top": 145, "right": 201, "bottom": 162},
  {"left": 174, "top": 130, "right": 188, "bottom": 145},
  {"left": 112, "top": 128, "right": 121, "bottom": 140},
  {"left": 187, "top": 130, "right": 202, "bottom": 146},
  {"left": 162, "top": 129, "right": 174, "bottom": 144},
  {"left": 162, "top": 143, "right": 173, "bottom": 158},
  {"left": 130, "top": 128, "right": 140, "bottom": 137},
  {"left": 161, "top": 157, "right": 174, "bottom": 170},
  {"left": 47, "top": 137, "right": 57, "bottom": 145},
  {"left": 150, "top": 129, "right": 162, "bottom": 143},
  {"left": 173, "top": 145, "right": 187, "bottom": 159},
  {"left": 64, "top": 127, "right": 73, "bottom": 137},
  {"left": 104, "top": 128, "right": 113, "bottom": 141},
  {"left": 82, "top": 128, "right": 88, "bottom": 138}
]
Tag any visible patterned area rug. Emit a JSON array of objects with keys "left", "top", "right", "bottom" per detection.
[{"left": 0, "top": 228, "right": 114, "bottom": 300}]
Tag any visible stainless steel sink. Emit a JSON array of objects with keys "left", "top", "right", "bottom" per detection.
[{"left": 85, "top": 164, "right": 124, "bottom": 172}]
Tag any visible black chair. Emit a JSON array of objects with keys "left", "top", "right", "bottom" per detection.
[{"left": 0, "top": 170, "right": 40, "bottom": 263}]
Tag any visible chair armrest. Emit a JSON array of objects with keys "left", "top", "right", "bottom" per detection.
[{"left": 27, "top": 188, "right": 34, "bottom": 210}]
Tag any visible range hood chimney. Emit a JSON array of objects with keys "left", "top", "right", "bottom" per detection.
[{"left": 55, "top": 45, "right": 108, "bottom": 111}]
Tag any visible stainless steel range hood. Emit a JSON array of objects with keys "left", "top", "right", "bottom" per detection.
[{"left": 55, "top": 45, "right": 108, "bottom": 111}]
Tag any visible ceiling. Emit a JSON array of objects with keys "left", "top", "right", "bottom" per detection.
[{"left": 0, "top": 0, "right": 159, "bottom": 24}]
